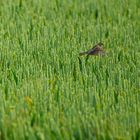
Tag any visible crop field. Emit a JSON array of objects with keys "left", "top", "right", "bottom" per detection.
[{"left": 0, "top": 0, "right": 140, "bottom": 140}]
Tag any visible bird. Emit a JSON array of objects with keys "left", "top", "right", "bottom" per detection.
[{"left": 79, "top": 42, "right": 105, "bottom": 56}]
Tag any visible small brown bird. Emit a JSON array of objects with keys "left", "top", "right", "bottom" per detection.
[{"left": 79, "top": 42, "right": 105, "bottom": 56}]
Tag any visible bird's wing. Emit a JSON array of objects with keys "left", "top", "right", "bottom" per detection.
[{"left": 87, "top": 46, "right": 103, "bottom": 54}]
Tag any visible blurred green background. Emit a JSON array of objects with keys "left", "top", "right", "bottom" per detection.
[{"left": 0, "top": 0, "right": 140, "bottom": 139}]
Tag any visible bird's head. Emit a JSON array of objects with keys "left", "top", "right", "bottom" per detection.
[{"left": 98, "top": 42, "right": 104, "bottom": 47}]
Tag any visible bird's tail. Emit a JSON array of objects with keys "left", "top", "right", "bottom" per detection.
[{"left": 79, "top": 52, "right": 87, "bottom": 56}]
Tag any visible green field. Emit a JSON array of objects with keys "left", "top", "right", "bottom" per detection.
[{"left": 0, "top": 0, "right": 140, "bottom": 139}]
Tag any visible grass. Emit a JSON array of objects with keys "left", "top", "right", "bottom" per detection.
[{"left": 0, "top": 0, "right": 140, "bottom": 139}]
